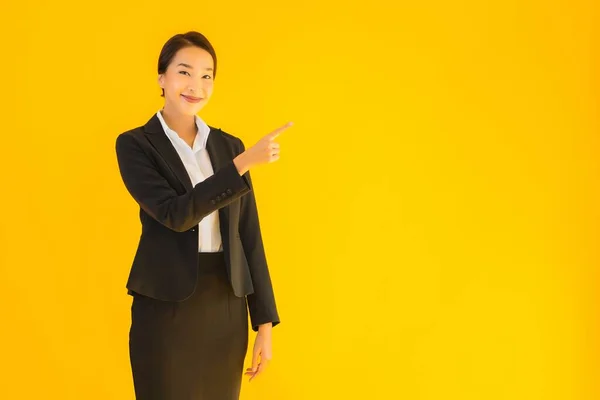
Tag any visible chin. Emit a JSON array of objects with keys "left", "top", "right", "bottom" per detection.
[
  {"left": 177, "top": 103, "right": 205, "bottom": 116},
  {"left": 180, "top": 108, "right": 201, "bottom": 116},
  {"left": 181, "top": 100, "right": 208, "bottom": 113}
]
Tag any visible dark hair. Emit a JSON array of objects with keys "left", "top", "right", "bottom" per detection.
[{"left": 157, "top": 31, "right": 217, "bottom": 97}]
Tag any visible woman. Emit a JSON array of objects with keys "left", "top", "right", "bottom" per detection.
[{"left": 115, "top": 31, "right": 291, "bottom": 400}]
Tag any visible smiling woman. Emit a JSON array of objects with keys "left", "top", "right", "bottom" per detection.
[{"left": 115, "top": 31, "right": 292, "bottom": 400}]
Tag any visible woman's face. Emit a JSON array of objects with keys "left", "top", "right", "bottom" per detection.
[{"left": 158, "top": 46, "right": 215, "bottom": 116}]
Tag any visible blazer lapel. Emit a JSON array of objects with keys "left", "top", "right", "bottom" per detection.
[
  {"left": 205, "top": 127, "right": 227, "bottom": 177},
  {"left": 144, "top": 114, "right": 193, "bottom": 192},
  {"left": 142, "top": 113, "right": 231, "bottom": 222},
  {"left": 205, "top": 127, "right": 231, "bottom": 224}
]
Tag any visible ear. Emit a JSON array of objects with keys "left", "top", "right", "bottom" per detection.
[{"left": 158, "top": 74, "right": 164, "bottom": 89}]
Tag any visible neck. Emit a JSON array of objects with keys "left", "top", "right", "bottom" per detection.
[{"left": 160, "top": 105, "right": 197, "bottom": 139}]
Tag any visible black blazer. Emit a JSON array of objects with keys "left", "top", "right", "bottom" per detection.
[{"left": 115, "top": 113, "right": 279, "bottom": 331}]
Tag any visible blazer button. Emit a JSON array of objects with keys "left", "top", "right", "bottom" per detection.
[
  {"left": 222, "top": 192, "right": 227, "bottom": 197},
  {"left": 216, "top": 195, "right": 221, "bottom": 201},
  {"left": 211, "top": 200, "right": 216, "bottom": 204},
  {"left": 227, "top": 189, "right": 232, "bottom": 195},
  {"left": 191, "top": 228, "right": 196, "bottom": 232}
]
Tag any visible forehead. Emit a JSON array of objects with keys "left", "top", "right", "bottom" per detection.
[{"left": 170, "top": 46, "right": 214, "bottom": 70}]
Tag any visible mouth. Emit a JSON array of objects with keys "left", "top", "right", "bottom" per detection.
[{"left": 181, "top": 94, "right": 203, "bottom": 103}]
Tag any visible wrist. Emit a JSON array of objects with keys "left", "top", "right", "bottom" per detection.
[
  {"left": 258, "top": 322, "right": 273, "bottom": 332},
  {"left": 233, "top": 153, "right": 251, "bottom": 176}
]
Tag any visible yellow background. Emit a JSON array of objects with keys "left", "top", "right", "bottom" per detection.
[{"left": 1, "top": 0, "right": 598, "bottom": 399}]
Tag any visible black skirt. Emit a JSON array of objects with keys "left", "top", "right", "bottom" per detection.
[{"left": 129, "top": 252, "right": 249, "bottom": 400}]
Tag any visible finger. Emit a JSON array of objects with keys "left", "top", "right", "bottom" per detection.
[
  {"left": 249, "top": 364, "right": 263, "bottom": 382},
  {"left": 269, "top": 147, "right": 280, "bottom": 158},
  {"left": 247, "top": 366, "right": 258, "bottom": 381},
  {"left": 252, "top": 361, "right": 267, "bottom": 381},
  {"left": 269, "top": 121, "right": 293, "bottom": 140},
  {"left": 251, "top": 348, "right": 260, "bottom": 372},
  {"left": 247, "top": 356, "right": 269, "bottom": 370},
  {"left": 260, "top": 358, "right": 270, "bottom": 369}
]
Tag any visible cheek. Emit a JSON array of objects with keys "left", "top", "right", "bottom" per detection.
[
  {"left": 166, "top": 76, "right": 186, "bottom": 94},
  {"left": 204, "top": 81, "right": 215, "bottom": 96}
]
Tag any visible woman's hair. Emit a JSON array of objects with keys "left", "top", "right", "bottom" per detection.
[{"left": 157, "top": 31, "right": 217, "bottom": 97}]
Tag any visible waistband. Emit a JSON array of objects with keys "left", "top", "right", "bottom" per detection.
[{"left": 197, "top": 251, "right": 226, "bottom": 272}]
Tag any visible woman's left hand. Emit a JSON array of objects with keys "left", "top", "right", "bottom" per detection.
[{"left": 245, "top": 323, "right": 273, "bottom": 382}]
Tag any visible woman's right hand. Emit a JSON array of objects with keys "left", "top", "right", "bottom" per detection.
[{"left": 234, "top": 122, "right": 293, "bottom": 175}]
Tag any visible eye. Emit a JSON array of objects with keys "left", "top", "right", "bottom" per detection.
[
  {"left": 203, "top": 75, "right": 213, "bottom": 79},
  {"left": 179, "top": 71, "right": 191, "bottom": 76}
]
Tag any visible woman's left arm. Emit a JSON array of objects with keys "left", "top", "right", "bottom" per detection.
[
  {"left": 236, "top": 138, "right": 281, "bottom": 381},
  {"left": 236, "top": 139, "right": 281, "bottom": 332}
]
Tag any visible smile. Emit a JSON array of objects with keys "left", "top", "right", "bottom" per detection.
[{"left": 181, "top": 95, "right": 203, "bottom": 103}]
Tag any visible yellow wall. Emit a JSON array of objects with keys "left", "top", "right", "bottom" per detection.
[{"left": 1, "top": 0, "right": 598, "bottom": 398}]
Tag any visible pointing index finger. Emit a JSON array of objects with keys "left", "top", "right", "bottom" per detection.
[{"left": 269, "top": 121, "right": 293, "bottom": 140}]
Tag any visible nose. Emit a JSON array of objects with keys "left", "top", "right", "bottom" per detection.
[{"left": 188, "top": 87, "right": 204, "bottom": 96}]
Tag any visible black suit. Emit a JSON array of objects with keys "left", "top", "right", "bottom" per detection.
[{"left": 115, "top": 113, "right": 279, "bottom": 331}]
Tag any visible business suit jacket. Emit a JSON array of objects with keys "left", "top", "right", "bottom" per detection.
[{"left": 115, "top": 113, "right": 279, "bottom": 331}]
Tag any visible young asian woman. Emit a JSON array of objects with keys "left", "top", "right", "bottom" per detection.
[{"left": 115, "top": 31, "right": 292, "bottom": 400}]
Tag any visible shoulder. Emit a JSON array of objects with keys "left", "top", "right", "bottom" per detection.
[
  {"left": 115, "top": 125, "right": 148, "bottom": 154},
  {"left": 209, "top": 125, "right": 246, "bottom": 151},
  {"left": 116, "top": 112, "right": 158, "bottom": 146},
  {"left": 117, "top": 125, "right": 145, "bottom": 140}
]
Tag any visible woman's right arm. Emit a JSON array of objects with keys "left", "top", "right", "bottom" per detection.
[
  {"left": 115, "top": 121, "right": 292, "bottom": 233},
  {"left": 115, "top": 133, "right": 251, "bottom": 232}
]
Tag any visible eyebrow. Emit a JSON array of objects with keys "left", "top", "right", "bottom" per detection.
[{"left": 176, "top": 63, "right": 213, "bottom": 71}]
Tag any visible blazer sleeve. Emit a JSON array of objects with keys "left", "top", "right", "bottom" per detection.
[
  {"left": 237, "top": 139, "right": 281, "bottom": 331},
  {"left": 115, "top": 132, "right": 251, "bottom": 232}
]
